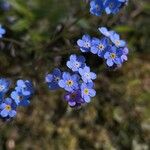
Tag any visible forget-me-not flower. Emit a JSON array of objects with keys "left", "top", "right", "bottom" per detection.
[
  {"left": 0, "top": 98, "right": 16, "bottom": 118},
  {"left": 79, "top": 66, "right": 96, "bottom": 83},
  {"left": 11, "top": 90, "right": 30, "bottom": 106},
  {"left": 90, "top": 0, "right": 104, "bottom": 16},
  {"left": 81, "top": 83, "right": 96, "bottom": 103},
  {"left": 110, "top": 33, "right": 126, "bottom": 47},
  {"left": 45, "top": 68, "right": 62, "bottom": 90},
  {"left": 64, "top": 90, "right": 85, "bottom": 107},
  {"left": 15, "top": 80, "right": 34, "bottom": 96},
  {"left": 66, "top": 54, "right": 86, "bottom": 72},
  {"left": 77, "top": 34, "right": 92, "bottom": 52},
  {"left": 91, "top": 37, "right": 109, "bottom": 58},
  {"left": 103, "top": 0, "right": 122, "bottom": 14},
  {"left": 98, "top": 27, "right": 114, "bottom": 38},
  {"left": 104, "top": 46, "right": 122, "bottom": 66},
  {"left": 58, "top": 72, "right": 79, "bottom": 92},
  {"left": 0, "top": 78, "right": 10, "bottom": 95}
]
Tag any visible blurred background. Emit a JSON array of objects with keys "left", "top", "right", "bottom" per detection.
[{"left": 0, "top": 0, "right": 150, "bottom": 149}]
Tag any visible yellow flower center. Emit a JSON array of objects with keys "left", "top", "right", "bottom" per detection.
[
  {"left": 5, "top": 105, "right": 11, "bottom": 111},
  {"left": 84, "top": 88, "right": 89, "bottom": 95},
  {"left": 67, "top": 80, "right": 73, "bottom": 86},
  {"left": 110, "top": 53, "right": 116, "bottom": 59}
]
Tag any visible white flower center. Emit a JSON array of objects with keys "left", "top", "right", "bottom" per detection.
[
  {"left": 98, "top": 44, "right": 104, "bottom": 51},
  {"left": 84, "top": 42, "right": 90, "bottom": 48},
  {"left": 75, "top": 62, "right": 80, "bottom": 67}
]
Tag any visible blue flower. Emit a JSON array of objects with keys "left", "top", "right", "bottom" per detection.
[
  {"left": 0, "top": 25, "right": 6, "bottom": 38},
  {"left": 103, "top": 0, "right": 122, "bottom": 14},
  {"left": 0, "top": 98, "right": 16, "bottom": 118},
  {"left": 91, "top": 37, "right": 109, "bottom": 58},
  {"left": 64, "top": 90, "right": 85, "bottom": 107},
  {"left": 0, "top": 78, "right": 10, "bottom": 95},
  {"left": 118, "top": 47, "right": 128, "bottom": 63},
  {"left": 66, "top": 54, "right": 86, "bottom": 72},
  {"left": 98, "top": 27, "right": 114, "bottom": 37},
  {"left": 58, "top": 72, "right": 79, "bottom": 92},
  {"left": 81, "top": 83, "right": 96, "bottom": 103},
  {"left": 11, "top": 90, "right": 30, "bottom": 106},
  {"left": 110, "top": 33, "right": 126, "bottom": 47},
  {"left": 79, "top": 66, "right": 96, "bottom": 83},
  {"left": 45, "top": 68, "right": 62, "bottom": 90},
  {"left": 90, "top": 0, "right": 104, "bottom": 16},
  {"left": 104, "top": 46, "right": 122, "bottom": 66},
  {"left": 15, "top": 80, "right": 34, "bottom": 96},
  {"left": 77, "top": 34, "right": 92, "bottom": 52}
]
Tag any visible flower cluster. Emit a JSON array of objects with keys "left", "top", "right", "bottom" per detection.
[
  {"left": 77, "top": 27, "right": 128, "bottom": 67},
  {"left": 0, "top": 78, "right": 34, "bottom": 121},
  {"left": 45, "top": 54, "right": 96, "bottom": 108},
  {"left": 90, "top": 0, "right": 128, "bottom": 16},
  {"left": 0, "top": 24, "right": 6, "bottom": 38}
]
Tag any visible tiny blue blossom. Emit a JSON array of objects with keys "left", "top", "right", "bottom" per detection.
[
  {"left": 98, "top": 27, "right": 114, "bottom": 38},
  {"left": 81, "top": 83, "right": 96, "bottom": 103},
  {"left": 77, "top": 34, "right": 92, "bottom": 52},
  {"left": 103, "top": 0, "right": 123, "bottom": 14},
  {"left": 91, "top": 37, "right": 109, "bottom": 58},
  {"left": 90, "top": 0, "right": 104, "bottom": 16},
  {"left": 79, "top": 66, "right": 96, "bottom": 83},
  {"left": 0, "top": 98, "right": 16, "bottom": 118},
  {"left": 0, "top": 25, "right": 6, "bottom": 38},
  {"left": 58, "top": 72, "right": 79, "bottom": 92},
  {"left": 118, "top": 47, "right": 128, "bottom": 63},
  {"left": 45, "top": 68, "right": 62, "bottom": 90},
  {"left": 0, "top": 78, "right": 10, "bottom": 95},
  {"left": 66, "top": 54, "right": 86, "bottom": 72},
  {"left": 110, "top": 33, "right": 126, "bottom": 47},
  {"left": 104, "top": 46, "right": 122, "bottom": 66},
  {"left": 11, "top": 90, "right": 30, "bottom": 106},
  {"left": 15, "top": 80, "right": 34, "bottom": 96},
  {"left": 64, "top": 90, "right": 85, "bottom": 107}
]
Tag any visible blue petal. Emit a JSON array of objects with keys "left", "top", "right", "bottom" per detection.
[
  {"left": 58, "top": 80, "right": 65, "bottom": 88},
  {"left": 0, "top": 103, "right": 6, "bottom": 109},
  {"left": 107, "top": 59, "right": 114, "bottom": 66},
  {"left": 104, "top": 52, "right": 110, "bottom": 59},
  {"left": 91, "top": 46, "right": 98, "bottom": 54},
  {"left": 84, "top": 95, "right": 91, "bottom": 103},
  {"left": 45, "top": 74, "right": 53, "bottom": 82},
  {"left": 17, "top": 80, "right": 25, "bottom": 87},
  {"left": 9, "top": 110, "right": 16, "bottom": 117},
  {"left": 77, "top": 39, "right": 84, "bottom": 47},
  {"left": 0, "top": 109, "right": 9, "bottom": 117},
  {"left": 90, "top": 72, "right": 97, "bottom": 80},
  {"left": 89, "top": 89, "right": 96, "bottom": 97}
]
